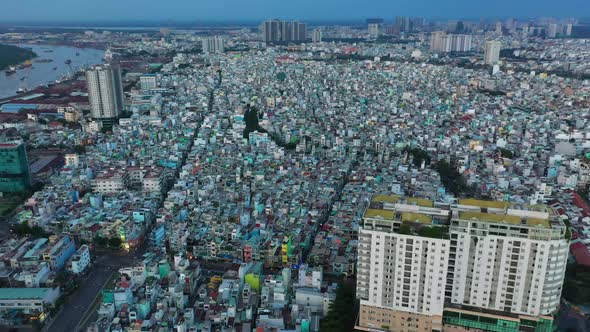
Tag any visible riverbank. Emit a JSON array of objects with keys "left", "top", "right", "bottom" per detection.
[
  {"left": 0, "top": 44, "right": 37, "bottom": 70},
  {"left": 0, "top": 44, "right": 104, "bottom": 99}
]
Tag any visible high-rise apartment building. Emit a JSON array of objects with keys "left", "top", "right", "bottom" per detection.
[
  {"left": 86, "top": 64, "right": 124, "bottom": 121},
  {"left": 484, "top": 40, "right": 502, "bottom": 65},
  {"left": 202, "top": 36, "right": 225, "bottom": 54},
  {"left": 262, "top": 20, "right": 307, "bottom": 43},
  {"left": 430, "top": 32, "right": 472, "bottom": 53},
  {"left": 368, "top": 23, "right": 380, "bottom": 38},
  {"left": 312, "top": 28, "right": 322, "bottom": 43},
  {"left": 356, "top": 195, "right": 568, "bottom": 332},
  {"left": 395, "top": 16, "right": 412, "bottom": 32},
  {"left": 0, "top": 140, "right": 31, "bottom": 192},
  {"left": 292, "top": 21, "right": 307, "bottom": 42},
  {"left": 547, "top": 23, "right": 558, "bottom": 38},
  {"left": 430, "top": 31, "right": 446, "bottom": 52},
  {"left": 565, "top": 23, "right": 573, "bottom": 36},
  {"left": 263, "top": 19, "right": 281, "bottom": 43}
]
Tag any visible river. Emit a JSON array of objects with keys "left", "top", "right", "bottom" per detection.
[{"left": 0, "top": 44, "right": 105, "bottom": 99}]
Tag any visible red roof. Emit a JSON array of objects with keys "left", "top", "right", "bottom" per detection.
[{"left": 570, "top": 242, "right": 590, "bottom": 267}]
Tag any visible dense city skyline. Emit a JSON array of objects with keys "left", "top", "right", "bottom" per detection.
[
  {"left": 1, "top": 3, "right": 590, "bottom": 332},
  {"left": 1, "top": 0, "right": 589, "bottom": 23}
]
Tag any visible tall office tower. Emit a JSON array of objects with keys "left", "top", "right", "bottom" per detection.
[
  {"left": 484, "top": 40, "right": 502, "bottom": 65},
  {"left": 447, "top": 20, "right": 459, "bottom": 33},
  {"left": 356, "top": 195, "right": 569, "bottom": 332},
  {"left": 86, "top": 64, "right": 124, "bottom": 121},
  {"left": 0, "top": 140, "right": 31, "bottom": 192},
  {"left": 368, "top": 23, "right": 380, "bottom": 38},
  {"left": 430, "top": 31, "right": 446, "bottom": 51},
  {"left": 456, "top": 21, "right": 465, "bottom": 33},
  {"left": 262, "top": 19, "right": 281, "bottom": 43},
  {"left": 312, "top": 28, "right": 322, "bottom": 43},
  {"left": 202, "top": 36, "right": 225, "bottom": 54}
]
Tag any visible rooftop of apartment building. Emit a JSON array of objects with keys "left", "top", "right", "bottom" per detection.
[{"left": 362, "top": 195, "right": 567, "bottom": 238}]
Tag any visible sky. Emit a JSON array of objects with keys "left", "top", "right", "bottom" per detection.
[{"left": 0, "top": 0, "right": 588, "bottom": 23}]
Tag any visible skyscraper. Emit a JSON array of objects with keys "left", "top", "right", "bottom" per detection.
[
  {"left": 292, "top": 21, "right": 307, "bottom": 42},
  {"left": 547, "top": 23, "right": 558, "bottom": 38},
  {"left": 0, "top": 140, "right": 31, "bottom": 192},
  {"left": 86, "top": 64, "right": 124, "bottom": 121},
  {"left": 202, "top": 36, "right": 225, "bottom": 54},
  {"left": 262, "top": 19, "right": 281, "bottom": 43},
  {"left": 395, "top": 16, "right": 411, "bottom": 32},
  {"left": 368, "top": 23, "right": 380, "bottom": 38},
  {"left": 484, "top": 40, "right": 502, "bottom": 65},
  {"left": 356, "top": 195, "right": 568, "bottom": 332},
  {"left": 262, "top": 20, "right": 307, "bottom": 43},
  {"left": 312, "top": 28, "right": 322, "bottom": 43},
  {"left": 430, "top": 31, "right": 446, "bottom": 52},
  {"left": 431, "top": 32, "right": 472, "bottom": 52}
]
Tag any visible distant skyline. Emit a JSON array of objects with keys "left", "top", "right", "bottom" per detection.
[{"left": 0, "top": 0, "right": 589, "bottom": 23}]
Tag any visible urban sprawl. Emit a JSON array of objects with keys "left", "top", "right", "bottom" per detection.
[{"left": 0, "top": 16, "right": 589, "bottom": 332}]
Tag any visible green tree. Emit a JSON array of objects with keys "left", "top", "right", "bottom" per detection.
[
  {"left": 320, "top": 282, "right": 356, "bottom": 332},
  {"left": 108, "top": 237, "right": 122, "bottom": 248}
]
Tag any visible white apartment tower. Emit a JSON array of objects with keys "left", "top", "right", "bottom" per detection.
[
  {"left": 202, "top": 36, "right": 225, "bottom": 54},
  {"left": 430, "top": 32, "right": 472, "bottom": 53},
  {"left": 312, "top": 28, "right": 322, "bottom": 43},
  {"left": 86, "top": 64, "right": 124, "bottom": 120},
  {"left": 356, "top": 195, "right": 569, "bottom": 332},
  {"left": 484, "top": 40, "right": 502, "bottom": 65},
  {"left": 368, "top": 23, "right": 380, "bottom": 38}
]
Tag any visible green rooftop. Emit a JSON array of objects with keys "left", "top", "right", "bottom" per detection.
[
  {"left": 458, "top": 199, "right": 510, "bottom": 209},
  {"left": 0, "top": 288, "right": 56, "bottom": 300},
  {"left": 459, "top": 211, "right": 550, "bottom": 228}
]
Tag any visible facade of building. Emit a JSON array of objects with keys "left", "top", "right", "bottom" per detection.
[
  {"left": 0, "top": 140, "right": 31, "bottom": 192},
  {"left": 43, "top": 235, "right": 76, "bottom": 271},
  {"left": 0, "top": 287, "right": 60, "bottom": 315},
  {"left": 139, "top": 74, "right": 158, "bottom": 91},
  {"left": 86, "top": 64, "right": 125, "bottom": 121},
  {"left": 356, "top": 195, "right": 568, "bottom": 332},
  {"left": 68, "top": 244, "right": 91, "bottom": 274},
  {"left": 484, "top": 40, "right": 502, "bottom": 65}
]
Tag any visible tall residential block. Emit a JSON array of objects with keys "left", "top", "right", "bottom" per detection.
[
  {"left": 356, "top": 195, "right": 569, "bottom": 332},
  {"left": 0, "top": 140, "right": 31, "bottom": 192},
  {"left": 262, "top": 20, "right": 307, "bottom": 43},
  {"left": 86, "top": 64, "right": 124, "bottom": 121},
  {"left": 368, "top": 23, "right": 380, "bottom": 38},
  {"left": 484, "top": 40, "right": 502, "bottom": 65},
  {"left": 202, "top": 36, "right": 225, "bottom": 54},
  {"left": 312, "top": 28, "right": 322, "bottom": 43},
  {"left": 431, "top": 32, "right": 472, "bottom": 53}
]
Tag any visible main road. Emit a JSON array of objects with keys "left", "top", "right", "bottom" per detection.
[
  {"left": 43, "top": 250, "right": 141, "bottom": 332},
  {"left": 45, "top": 66, "right": 221, "bottom": 332}
]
